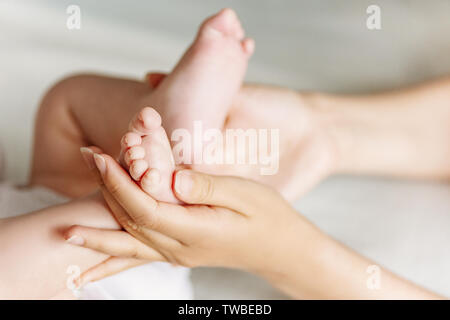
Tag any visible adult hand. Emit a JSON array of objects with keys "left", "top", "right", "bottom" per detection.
[
  {"left": 66, "top": 147, "right": 323, "bottom": 293},
  {"left": 68, "top": 148, "right": 441, "bottom": 299}
]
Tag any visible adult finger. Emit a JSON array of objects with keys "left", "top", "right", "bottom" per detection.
[
  {"left": 64, "top": 226, "right": 165, "bottom": 261},
  {"left": 92, "top": 153, "right": 160, "bottom": 228},
  {"left": 80, "top": 146, "right": 140, "bottom": 233},
  {"left": 101, "top": 187, "right": 183, "bottom": 261},
  {"left": 79, "top": 257, "right": 146, "bottom": 286},
  {"left": 80, "top": 146, "right": 104, "bottom": 183},
  {"left": 173, "top": 169, "right": 283, "bottom": 216},
  {"left": 92, "top": 152, "right": 190, "bottom": 237}
]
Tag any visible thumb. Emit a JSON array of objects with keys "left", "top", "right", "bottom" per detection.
[{"left": 173, "top": 170, "right": 276, "bottom": 216}]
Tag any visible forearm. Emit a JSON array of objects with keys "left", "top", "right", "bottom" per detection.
[
  {"left": 307, "top": 77, "right": 450, "bottom": 179},
  {"left": 261, "top": 220, "right": 442, "bottom": 299},
  {"left": 0, "top": 194, "right": 118, "bottom": 299}
]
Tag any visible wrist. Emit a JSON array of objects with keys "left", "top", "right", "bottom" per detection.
[
  {"left": 253, "top": 215, "right": 330, "bottom": 299},
  {"left": 302, "top": 92, "right": 356, "bottom": 174}
]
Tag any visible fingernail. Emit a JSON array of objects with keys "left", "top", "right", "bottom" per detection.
[
  {"left": 66, "top": 235, "right": 85, "bottom": 246},
  {"left": 175, "top": 170, "right": 193, "bottom": 195},
  {"left": 93, "top": 154, "right": 106, "bottom": 176},
  {"left": 80, "top": 147, "right": 95, "bottom": 170}
]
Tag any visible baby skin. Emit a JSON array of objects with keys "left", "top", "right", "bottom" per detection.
[
  {"left": 30, "top": 8, "right": 252, "bottom": 199},
  {"left": 15, "top": 9, "right": 252, "bottom": 299},
  {"left": 119, "top": 9, "right": 253, "bottom": 203}
]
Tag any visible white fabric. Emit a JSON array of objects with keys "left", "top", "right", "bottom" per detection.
[{"left": 0, "top": 182, "right": 193, "bottom": 300}]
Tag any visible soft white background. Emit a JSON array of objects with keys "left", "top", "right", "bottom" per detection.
[{"left": 1, "top": 0, "right": 449, "bottom": 298}]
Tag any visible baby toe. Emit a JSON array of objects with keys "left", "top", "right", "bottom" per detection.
[
  {"left": 129, "top": 107, "right": 162, "bottom": 134},
  {"left": 124, "top": 146, "right": 146, "bottom": 166},
  {"left": 121, "top": 132, "right": 142, "bottom": 149},
  {"left": 129, "top": 159, "right": 149, "bottom": 181},
  {"left": 241, "top": 38, "right": 255, "bottom": 56}
]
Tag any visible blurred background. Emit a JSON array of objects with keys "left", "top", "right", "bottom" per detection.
[{"left": 1, "top": 0, "right": 449, "bottom": 298}]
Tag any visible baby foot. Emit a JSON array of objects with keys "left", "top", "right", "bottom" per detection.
[
  {"left": 119, "top": 107, "right": 179, "bottom": 203},
  {"left": 120, "top": 9, "right": 253, "bottom": 203},
  {"left": 149, "top": 8, "right": 254, "bottom": 154}
]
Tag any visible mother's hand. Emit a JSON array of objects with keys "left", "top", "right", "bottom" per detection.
[
  {"left": 67, "top": 148, "right": 441, "bottom": 299},
  {"left": 66, "top": 148, "right": 323, "bottom": 287}
]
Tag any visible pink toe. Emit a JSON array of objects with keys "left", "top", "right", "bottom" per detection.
[
  {"left": 124, "top": 146, "right": 145, "bottom": 165},
  {"left": 242, "top": 38, "right": 255, "bottom": 56},
  {"left": 121, "top": 132, "right": 142, "bottom": 149},
  {"left": 129, "top": 159, "right": 148, "bottom": 181},
  {"left": 130, "top": 107, "right": 162, "bottom": 134},
  {"left": 139, "top": 107, "right": 162, "bottom": 128}
]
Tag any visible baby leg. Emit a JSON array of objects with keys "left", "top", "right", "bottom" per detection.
[{"left": 30, "top": 74, "right": 153, "bottom": 197}]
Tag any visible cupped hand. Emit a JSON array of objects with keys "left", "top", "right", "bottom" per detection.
[{"left": 66, "top": 147, "right": 323, "bottom": 286}]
